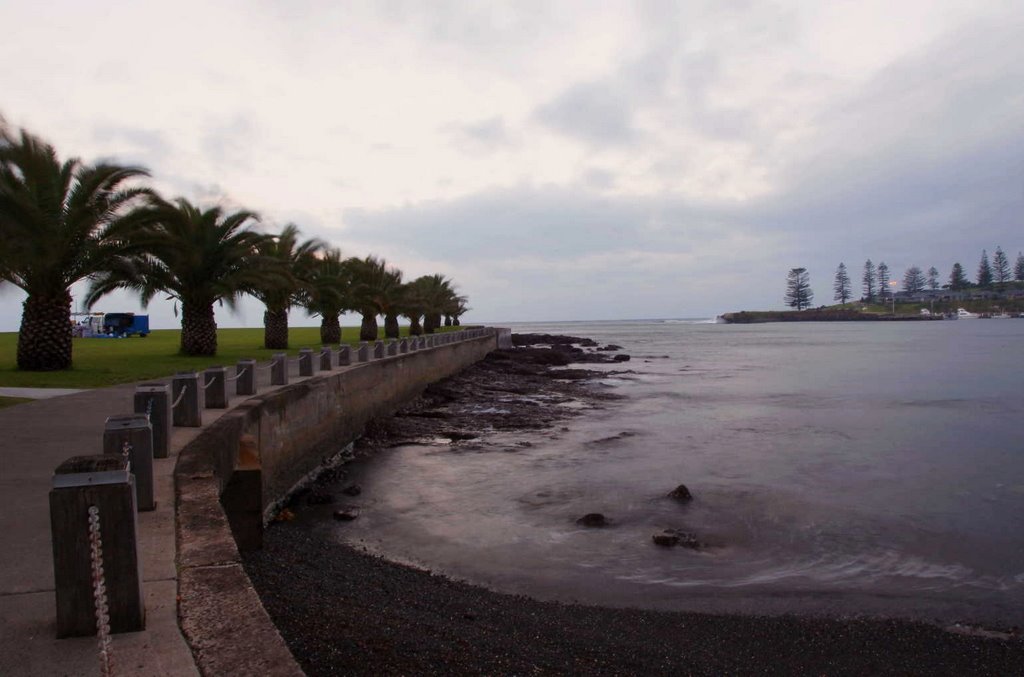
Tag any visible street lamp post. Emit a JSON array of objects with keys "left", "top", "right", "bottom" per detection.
[{"left": 889, "top": 280, "right": 898, "bottom": 315}]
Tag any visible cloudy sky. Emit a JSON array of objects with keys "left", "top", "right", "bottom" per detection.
[{"left": 2, "top": 0, "right": 1022, "bottom": 330}]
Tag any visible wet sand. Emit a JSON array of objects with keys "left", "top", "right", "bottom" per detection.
[{"left": 243, "top": 337, "right": 1024, "bottom": 675}]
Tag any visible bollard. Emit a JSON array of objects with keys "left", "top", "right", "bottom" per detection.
[
  {"left": 103, "top": 414, "right": 155, "bottom": 511},
  {"left": 133, "top": 383, "right": 170, "bottom": 459},
  {"left": 338, "top": 345, "right": 351, "bottom": 366},
  {"left": 373, "top": 341, "right": 385, "bottom": 359},
  {"left": 271, "top": 353, "right": 288, "bottom": 385},
  {"left": 357, "top": 342, "right": 369, "bottom": 362},
  {"left": 50, "top": 455, "right": 145, "bottom": 637},
  {"left": 320, "top": 347, "right": 333, "bottom": 371},
  {"left": 235, "top": 359, "right": 256, "bottom": 396},
  {"left": 386, "top": 340, "right": 398, "bottom": 356},
  {"left": 298, "top": 348, "right": 314, "bottom": 376},
  {"left": 400, "top": 338, "right": 409, "bottom": 353},
  {"left": 171, "top": 372, "right": 201, "bottom": 427},
  {"left": 203, "top": 366, "right": 229, "bottom": 409}
]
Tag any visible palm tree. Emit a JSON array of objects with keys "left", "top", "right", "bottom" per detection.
[
  {"left": 347, "top": 256, "right": 403, "bottom": 341},
  {"left": 400, "top": 279, "right": 428, "bottom": 336},
  {"left": 300, "top": 248, "right": 351, "bottom": 345},
  {"left": 87, "top": 197, "right": 281, "bottom": 356},
  {"left": 416, "top": 273, "right": 457, "bottom": 334},
  {"left": 251, "top": 224, "right": 323, "bottom": 349},
  {"left": 450, "top": 295, "right": 470, "bottom": 326},
  {"left": 0, "top": 123, "right": 152, "bottom": 370}
]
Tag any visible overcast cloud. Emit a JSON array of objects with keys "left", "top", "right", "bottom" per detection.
[{"left": 1, "top": 0, "right": 1022, "bottom": 329}]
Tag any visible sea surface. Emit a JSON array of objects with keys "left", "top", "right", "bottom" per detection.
[{"left": 333, "top": 319, "right": 1024, "bottom": 626}]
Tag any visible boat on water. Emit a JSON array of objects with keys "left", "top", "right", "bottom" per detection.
[{"left": 957, "top": 308, "right": 980, "bottom": 319}]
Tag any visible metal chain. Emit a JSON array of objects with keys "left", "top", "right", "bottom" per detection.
[
  {"left": 88, "top": 506, "right": 113, "bottom": 677},
  {"left": 170, "top": 385, "right": 187, "bottom": 408},
  {"left": 145, "top": 397, "right": 154, "bottom": 421},
  {"left": 121, "top": 440, "right": 132, "bottom": 463},
  {"left": 201, "top": 376, "right": 218, "bottom": 390}
]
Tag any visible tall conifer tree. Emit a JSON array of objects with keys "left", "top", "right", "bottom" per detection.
[
  {"left": 862, "top": 259, "right": 876, "bottom": 302},
  {"left": 833, "top": 263, "right": 851, "bottom": 303}
]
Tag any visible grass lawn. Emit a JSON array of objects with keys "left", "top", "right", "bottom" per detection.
[
  {"left": 0, "top": 325, "right": 460, "bottom": 389},
  {"left": 0, "top": 395, "right": 33, "bottom": 409}
]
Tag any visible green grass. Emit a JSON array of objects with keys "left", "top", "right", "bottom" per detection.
[
  {"left": 0, "top": 325, "right": 462, "bottom": 389},
  {"left": 0, "top": 395, "right": 33, "bottom": 409}
]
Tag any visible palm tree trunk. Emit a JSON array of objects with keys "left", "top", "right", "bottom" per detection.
[
  {"left": 384, "top": 313, "right": 400, "bottom": 339},
  {"left": 264, "top": 308, "right": 289, "bottom": 349},
  {"left": 181, "top": 301, "right": 218, "bottom": 356},
  {"left": 424, "top": 313, "right": 440, "bottom": 334},
  {"left": 17, "top": 292, "right": 72, "bottom": 370},
  {"left": 320, "top": 314, "right": 341, "bottom": 345},
  {"left": 359, "top": 313, "right": 378, "bottom": 341},
  {"left": 453, "top": 316, "right": 461, "bottom": 326},
  {"left": 444, "top": 315, "right": 453, "bottom": 327},
  {"left": 409, "top": 315, "right": 423, "bottom": 336}
]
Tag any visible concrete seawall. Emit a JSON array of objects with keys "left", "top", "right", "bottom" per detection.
[{"left": 174, "top": 332, "right": 497, "bottom": 675}]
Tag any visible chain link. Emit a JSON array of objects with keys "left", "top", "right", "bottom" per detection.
[{"left": 88, "top": 506, "right": 113, "bottom": 677}]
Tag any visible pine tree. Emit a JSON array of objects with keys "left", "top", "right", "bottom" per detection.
[
  {"left": 862, "top": 259, "right": 876, "bottom": 302},
  {"left": 977, "top": 250, "right": 993, "bottom": 287},
  {"left": 877, "top": 262, "right": 891, "bottom": 300},
  {"left": 927, "top": 266, "right": 940, "bottom": 290},
  {"left": 785, "top": 268, "right": 813, "bottom": 310},
  {"left": 1015, "top": 252, "right": 1024, "bottom": 282},
  {"left": 949, "top": 262, "right": 969, "bottom": 290},
  {"left": 833, "top": 263, "right": 851, "bottom": 304},
  {"left": 992, "top": 246, "right": 1011, "bottom": 287},
  {"left": 902, "top": 266, "right": 926, "bottom": 294}
]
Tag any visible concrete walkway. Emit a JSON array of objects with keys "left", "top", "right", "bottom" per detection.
[
  {"left": 0, "top": 386, "right": 87, "bottom": 399},
  {"left": 0, "top": 358, "right": 319, "bottom": 676}
]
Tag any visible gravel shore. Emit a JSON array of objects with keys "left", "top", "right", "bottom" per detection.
[{"left": 243, "top": 336, "right": 1024, "bottom": 675}]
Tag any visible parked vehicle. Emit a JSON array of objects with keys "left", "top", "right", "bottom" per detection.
[{"left": 72, "top": 312, "right": 150, "bottom": 338}]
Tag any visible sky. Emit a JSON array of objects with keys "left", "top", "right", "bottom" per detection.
[{"left": 1, "top": 0, "right": 1022, "bottom": 330}]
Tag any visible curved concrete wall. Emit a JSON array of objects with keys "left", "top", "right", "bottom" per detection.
[{"left": 174, "top": 333, "right": 497, "bottom": 675}]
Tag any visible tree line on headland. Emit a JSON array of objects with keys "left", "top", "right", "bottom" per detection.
[
  {"left": 0, "top": 118, "right": 468, "bottom": 372},
  {"left": 786, "top": 249, "right": 1024, "bottom": 310}
]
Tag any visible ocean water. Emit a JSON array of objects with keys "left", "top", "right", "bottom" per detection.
[{"left": 331, "top": 320, "right": 1024, "bottom": 626}]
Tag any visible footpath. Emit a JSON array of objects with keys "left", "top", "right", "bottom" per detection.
[{"left": 0, "top": 357, "right": 321, "bottom": 677}]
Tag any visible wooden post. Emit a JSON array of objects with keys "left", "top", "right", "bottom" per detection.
[
  {"left": 271, "top": 353, "right": 288, "bottom": 386},
  {"left": 50, "top": 455, "right": 144, "bottom": 637},
  {"left": 386, "top": 340, "right": 398, "bottom": 356},
  {"left": 337, "top": 345, "right": 351, "bottom": 366},
  {"left": 373, "top": 341, "right": 385, "bottom": 359},
  {"left": 356, "top": 342, "right": 369, "bottom": 362},
  {"left": 203, "top": 366, "right": 228, "bottom": 409},
  {"left": 103, "top": 414, "right": 155, "bottom": 511},
  {"left": 172, "top": 372, "right": 201, "bottom": 427},
  {"left": 134, "top": 383, "right": 170, "bottom": 459},
  {"left": 298, "top": 348, "right": 314, "bottom": 376},
  {"left": 319, "top": 347, "right": 333, "bottom": 371},
  {"left": 236, "top": 359, "right": 256, "bottom": 396},
  {"left": 399, "top": 338, "right": 409, "bottom": 354}
]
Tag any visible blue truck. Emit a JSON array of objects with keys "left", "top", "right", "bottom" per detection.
[{"left": 92, "top": 313, "right": 150, "bottom": 338}]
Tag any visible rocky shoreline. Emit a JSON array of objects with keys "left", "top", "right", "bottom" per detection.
[{"left": 243, "top": 335, "right": 1024, "bottom": 675}]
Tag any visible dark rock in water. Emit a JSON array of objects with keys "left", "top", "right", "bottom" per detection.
[
  {"left": 613, "top": 354, "right": 631, "bottom": 362},
  {"left": 668, "top": 484, "right": 694, "bottom": 502},
  {"left": 447, "top": 431, "right": 478, "bottom": 441},
  {"left": 653, "top": 529, "right": 701, "bottom": 549},
  {"left": 306, "top": 490, "right": 334, "bottom": 505},
  {"left": 576, "top": 513, "right": 609, "bottom": 527},
  {"left": 342, "top": 484, "right": 362, "bottom": 497},
  {"left": 333, "top": 508, "right": 360, "bottom": 521},
  {"left": 598, "top": 344, "right": 623, "bottom": 351}
]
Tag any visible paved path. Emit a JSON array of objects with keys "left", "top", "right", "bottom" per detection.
[
  {"left": 0, "top": 358, "right": 318, "bottom": 676},
  {"left": 0, "top": 387, "right": 87, "bottom": 399}
]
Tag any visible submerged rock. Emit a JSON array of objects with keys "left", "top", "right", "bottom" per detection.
[
  {"left": 652, "top": 529, "right": 701, "bottom": 549},
  {"left": 342, "top": 484, "right": 362, "bottom": 497},
  {"left": 333, "top": 508, "right": 360, "bottom": 521},
  {"left": 576, "top": 513, "right": 610, "bottom": 527},
  {"left": 667, "top": 484, "right": 694, "bottom": 502},
  {"left": 613, "top": 354, "right": 631, "bottom": 362}
]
